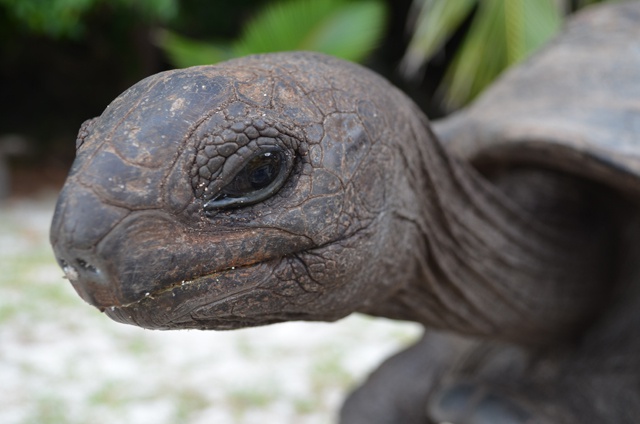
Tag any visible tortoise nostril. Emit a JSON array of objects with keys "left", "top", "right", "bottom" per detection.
[
  {"left": 76, "top": 258, "right": 98, "bottom": 273},
  {"left": 56, "top": 256, "right": 101, "bottom": 283},
  {"left": 55, "top": 253, "right": 120, "bottom": 307},
  {"left": 58, "top": 258, "right": 80, "bottom": 282}
]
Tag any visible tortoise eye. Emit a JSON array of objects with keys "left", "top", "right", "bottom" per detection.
[{"left": 204, "top": 146, "right": 293, "bottom": 211}]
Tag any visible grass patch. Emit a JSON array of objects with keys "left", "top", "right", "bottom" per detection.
[
  {"left": 311, "top": 348, "right": 353, "bottom": 393},
  {"left": 23, "top": 394, "right": 69, "bottom": 424},
  {"left": 228, "top": 385, "right": 280, "bottom": 419},
  {"left": 293, "top": 397, "right": 316, "bottom": 414},
  {"left": 88, "top": 380, "right": 131, "bottom": 408},
  {"left": 172, "top": 388, "right": 211, "bottom": 422}
]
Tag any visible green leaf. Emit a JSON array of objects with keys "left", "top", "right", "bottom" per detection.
[
  {"left": 401, "top": 0, "right": 476, "bottom": 77},
  {"left": 504, "top": 0, "right": 560, "bottom": 63},
  {"left": 439, "top": 0, "right": 494, "bottom": 108},
  {"left": 155, "top": 29, "right": 235, "bottom": 68},
  {"left": 235, "top": 0, "right": 386, "bottom": 63},
  {"left": 0, "top": 0, "right": 178, "bottom": 38},
  {"left": 299, "top": 1, "right": 386, "bottom": 61},
  {"left": 115, "top": 0, "right": 178, "bottom": 22},
  {"left": 442, "top": 0, "right": 561, "bottom": 109},
  {"left": 521, "top": 0, "right": 561, "bottom": 58},
  {"left": 0, "top": 0, "right": 95, "bottom": 38},
  {"left": 157, "top": 0, "right": 386, "bottom": 68}
]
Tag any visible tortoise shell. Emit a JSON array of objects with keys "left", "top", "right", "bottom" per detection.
[{"left": 435, "top": 2, "right": 640, "bottom": 195}]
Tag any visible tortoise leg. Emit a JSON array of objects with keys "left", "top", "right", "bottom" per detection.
[
  {"left": 430, "top": 301, "right": 640, "bottom": 424},
  {"left": 339, "top": 330, "right": 475, "bottom": 424},
  {"left": 422, "top": 182, "right": 640, "bottom": 424},
  {"left": 343, "top": 217, "right": 640, "bottom": 424},
  {"left": 342, "top": 324, "right": 640, "bottom": 424},
  {"left": 425, "top": 326, "right": 640, "bottom": 424},
  {"left": 426, "top": 381, "right": 538, "bottom": 424},
  {"left": 339, "top": 330, "right": 551, "bottom": 424},
  {"left": 423, "top": 342, "right": 569, "bottom": 424}
]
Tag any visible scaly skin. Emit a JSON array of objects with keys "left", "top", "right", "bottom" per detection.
[
  {"left": 49, "top": 52, "right": 610, "bottom": 339},
  {"left": 50, "top": 3, "right": 640, "bottom": 422}
]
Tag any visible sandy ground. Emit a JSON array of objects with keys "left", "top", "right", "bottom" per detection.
[{"left": 0, "top": 193, "right": 421, "bottom": 424}]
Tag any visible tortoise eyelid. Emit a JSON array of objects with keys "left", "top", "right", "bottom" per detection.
[{"left": 203, "top": 146, "right": 294, "bottom": 212}]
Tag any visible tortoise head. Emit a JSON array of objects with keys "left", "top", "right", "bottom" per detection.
[{"left": 50, "top": 52, "right": 418, "bottom": 330}]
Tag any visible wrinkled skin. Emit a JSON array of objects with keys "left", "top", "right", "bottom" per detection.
[
  {"left": 51, "top": 52, "right": 421, "bottom": 329},
  {"left": 50, "top": 3, "right": 640, "bottom": 423}
]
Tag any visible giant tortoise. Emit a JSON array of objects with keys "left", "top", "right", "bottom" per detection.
[{"left": 50, "top": 2, "right": 640, "bottom": 423}]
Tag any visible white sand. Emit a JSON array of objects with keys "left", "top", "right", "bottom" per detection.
[{"left": 0, "top": 194, "right": 421, "bottom": 424}]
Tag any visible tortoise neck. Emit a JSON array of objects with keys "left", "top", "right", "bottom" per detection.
[{"left": 365, "top": 116, "right": 615, "bottom": 344}]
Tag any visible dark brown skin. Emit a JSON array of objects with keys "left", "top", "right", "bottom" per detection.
[
  {"left": 49, "top": 51, "right": 612, "bottom": 337},
  {"left": 50, "top": 3, "right": 640, "bottom": 423}
]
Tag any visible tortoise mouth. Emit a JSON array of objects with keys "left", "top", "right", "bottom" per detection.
[
  {"left": 109, "top": 262, "right": 262, "bottom": 309},
  {"left": 54, "top": 206, "right": 317, "bottom": 310},
  {"left": 101, "top": 259, "right": 272, "bottom": 329},
  {"left": 100, "top": 257, "right": 321, "bottom": 330}
]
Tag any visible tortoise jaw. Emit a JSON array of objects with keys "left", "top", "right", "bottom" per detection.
[
  {"left": 100, "top": 263, "right": 265, "bottom": 329},
  {"left": 101, "top": 260, "right": 263, "bottom": 311},
  {"left": 100, "top": 259, "right": 311, "bottom": 330},
  {"left": 51, "top": 201, "right": 317, "bottom": 313}
]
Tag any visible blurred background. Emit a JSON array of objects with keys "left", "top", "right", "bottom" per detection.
[{"left": 0, "top": 0, "right": 613, "bottom": 423}]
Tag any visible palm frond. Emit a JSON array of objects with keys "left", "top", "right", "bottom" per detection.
[
  {"left": 400, "top": 0, "right": 476, "bottom": 77},
  {"left": 439, "top": 0, "right": 561, "bottom": 109}
]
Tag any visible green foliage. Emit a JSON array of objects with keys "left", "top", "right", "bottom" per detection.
[
  {"left": 154, "top": 30, "right": 235, "bottom": 66},
  {"left": 157, "top": 0, "right": 387, "bottom": 67},
  {"left": 0, "top": 0, "right": 177, "bottom": 38},
  {"left": 401, "top": 0, "right": 476, "bottom": 76},
  {"left": 403, "top": 0, "right": 563, "bottom": 110}
]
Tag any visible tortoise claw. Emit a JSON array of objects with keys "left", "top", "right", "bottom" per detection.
[{"left": 427, "top": 382, "right": 534, "bottom": 424}]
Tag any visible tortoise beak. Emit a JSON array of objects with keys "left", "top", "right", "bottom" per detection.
[
  {"left": 50, "top": 183, "right": 130, "bottom": 308},
  {"left": 50, "top": 181, "right": 314, "bottom": 311}
]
